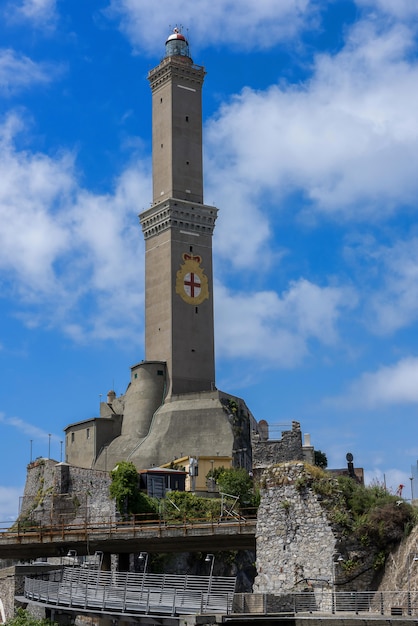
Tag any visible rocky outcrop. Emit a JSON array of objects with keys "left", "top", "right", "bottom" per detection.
[{"left": 254, "top": 462, "right": 381, "bottom": 595}]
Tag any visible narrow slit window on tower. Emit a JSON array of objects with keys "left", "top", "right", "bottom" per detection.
[
  {"left": 186, "top": 160, "right": 189, "bottom": 165},
  {"left": 185, "top": 115, "right": 189, "bottom": 122},
  {"left": 195, "top": 307, "right": 198, "bottom": 314},
  {"left": 189, "top": 245, "right": 193, "bottom": 252}
]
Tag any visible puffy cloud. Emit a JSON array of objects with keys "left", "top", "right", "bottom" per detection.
[
  {"left": 106, "top": 0, "right": 313, "bottom": 54},
  {"left": 205, "top": 18, "right": 418, "bottom": 243},
  {"left": 5, "top": 0, "right": 58, "bottom": 27},
  {"left": 215, "top": 278, "right": 355, "bottom": 366},
  {"left": 0, "top": 112, "right": 150, "bottom": 343},
  {"left": 356, "top": 0, "right": 418, "bottom": 20},
  {"left": 367, "top": 237, "right": 418, "bottom": 334},
  {"left": 327, "top": 357, "right": 418, "bottom": 409},
  {"left": 0, "top": 49, "right": 58, "bottom": 95}
]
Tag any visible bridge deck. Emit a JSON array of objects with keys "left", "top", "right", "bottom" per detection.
[
  {"left": 24, "top": 567, "right": 236, "bottom": 616},
  {"left": 0, "top": 517, "right": 256, "bottom": 560}
]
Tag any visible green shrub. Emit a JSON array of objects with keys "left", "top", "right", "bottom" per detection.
[
  {"left": 5, "top": 608, "right": 57, "bottom": 626},
  {"left": 216, "top": 467, "right": 258, "bottom": 510},
  {"left": 163, "top": 491, "right": 223, "bottom": 520},
  {"left": 109, "top": 461, "right": 157, "bottom": 518},
  {"left": 336, "top": 477, "right": 415, "bottom": 558}
]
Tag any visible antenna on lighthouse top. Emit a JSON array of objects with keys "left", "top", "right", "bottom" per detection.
[{"left": 165, "top": 25, "right": 191, "bottom": 60}]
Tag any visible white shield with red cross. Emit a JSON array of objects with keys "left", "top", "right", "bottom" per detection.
[{"left": 176, "top": 253, "right": 209, "bottom": 305}]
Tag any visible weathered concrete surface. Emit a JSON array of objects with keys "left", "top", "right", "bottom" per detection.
[{"left": 0, "top": 518, "right": 256, "bottom": 560}]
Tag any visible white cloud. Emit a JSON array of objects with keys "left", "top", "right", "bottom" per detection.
[
  {"left": 0, "top": 112, "right": 150, "bottom": 343},
  {"left": 106, "top": 0, "right": 313, "bottom": 55},
  {"left": 215, "top": 278, "right": 355, "bottom": 366},
  {"left": 368, "top": 237, "right": 418, "bottom": 334},
  {"left": 204, "top": 18, "right": 418, "bottom": 250},
  {"left": 327, "top": 357, "right": 418, "bottom": 409},
  {"left": 5, "top": 0, "right": 58, "bottom": 28},
  {"left": 356, "top": 0, "right": 418, "bottom": 20},
  {"left": 0, "top": 49, "right": 57, "bottom": 95},
  {"left": 0, "top": 412, "right": 60, "bottom": 442}
]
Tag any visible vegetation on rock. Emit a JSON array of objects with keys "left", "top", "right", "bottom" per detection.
[
  {"left": 5, "top": 608, "right": 56, "bottom": 626},
  {"left": 261, "top": 461, "right": 416, "bottom": 571},
  {"left": 337, "top": 476, "right": 416, "bottom": 551},
  {"left": 109, "top": 461, "right": 157, "bottom": 518}
]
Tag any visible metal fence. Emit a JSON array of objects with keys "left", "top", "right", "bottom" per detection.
[
  {"left": 234, "top": 590, "right": 418, "bottom": 616},
  {"left": 24, "top": 567, "right": 236, "bottom": 616}
]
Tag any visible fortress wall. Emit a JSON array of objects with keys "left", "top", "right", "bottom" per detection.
[
  {"left": 252, "top": 422, "right": 311, "bottom": 472},
  {"left": 19, "top": 461, "right": 114, "bottom": 527},
  {"left": 254, "top": 462, "right": 377, "bottom": 597}
]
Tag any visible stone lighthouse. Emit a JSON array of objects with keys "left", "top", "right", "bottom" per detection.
[
  {"left": 140, "top": 28, "right": 217, "bottom": 396},
  {"left": 65, "top": 30, "right": 258, "bottom": 474}
]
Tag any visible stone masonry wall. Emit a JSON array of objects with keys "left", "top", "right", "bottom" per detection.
[
  {"left": 19, "top": 460, "right": 114, "bottom": 527},
  {"left": 254, "top": 462, "right": 379, "bottom": 601},
  {"left": 254, "top": 462, "right": 337, "bottom": 595},
  {"left": 252, "top": 421, "right": 308, "bottom": 471}
]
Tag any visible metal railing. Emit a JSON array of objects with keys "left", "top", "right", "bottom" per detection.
[
  {"left": 24, "top": 567, "right": 236, "bottom": 616},
  {"left": 1, "top": 510, "right": 257, "bottom": 538},
  {"left": 234, "top": 591, "right": 418, "bottom": 616}
]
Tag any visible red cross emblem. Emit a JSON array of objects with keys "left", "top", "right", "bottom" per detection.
[{"left": 184, "top": 272, "right": 201, "bottom": 298}]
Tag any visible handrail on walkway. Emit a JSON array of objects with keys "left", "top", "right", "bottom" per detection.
[
  {"left": 234, "top": 590, "right": 418, "bottom": 617},
  {"left": 24, "top": 566, "right": 236, "bottom": 616}
]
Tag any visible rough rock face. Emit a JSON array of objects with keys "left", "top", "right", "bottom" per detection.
[
  {"left": 19, "top": 458, "right": 114, "bottom": 527},
  {"left": 377, "top": 523, "right": 418, "bottom": 592},
  {"left": 253, "top": 462, "right": 379, "bottom": 595}
]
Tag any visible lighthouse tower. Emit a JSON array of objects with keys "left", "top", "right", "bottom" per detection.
[
  {"left": 140, "top": 29, "right": 217, "bottom": 396},
  {"left": 66, "top": 30, "right": 257, "bottom": 475}
]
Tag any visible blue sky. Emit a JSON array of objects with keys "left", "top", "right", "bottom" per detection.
[{"left": 1, "top": 0, "right": 418, "bottom": 521}]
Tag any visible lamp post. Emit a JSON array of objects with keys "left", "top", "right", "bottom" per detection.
[
  {"left": 407, "top": 553, "right": 418, "bottom": 615},
  {"left": 331, "top": 554, "right": 343, "bottom": 614},
  {"left": 410, "top": 476, "right": 414, "bottom": 503},
  {"left": 139, "top": 552, "right": 149, "bottom": 592},
  {"left": 94, "top": 551, "right": 103, "bottom": 594},
  {"left": 205, "top": 553, "right": 215, "bottom": 593}
]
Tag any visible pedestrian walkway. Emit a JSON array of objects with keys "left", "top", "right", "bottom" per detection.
[{"left": 23, "top": 566, "right": 236, "bottom": 616}]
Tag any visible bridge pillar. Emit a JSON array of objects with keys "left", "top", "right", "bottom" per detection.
[
  {"left": 118, "top": 552, "right": 130, "bottom": 571},
  {"left": 102, "top": 552, "right": 111, "bottom": 571}
]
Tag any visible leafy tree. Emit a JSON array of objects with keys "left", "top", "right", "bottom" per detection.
[
  {"left": 5, "top": 608, "right": 56, "bottom": 626},
  {"left": 109, "top": 461, "right": 157, "bottom": 517},
  {"left": 216, "top": 467, "right": 258, "bottom": 509},
  {"left": 314, "top": 449, "right": 328, "bottom": 469}
]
